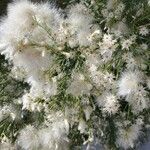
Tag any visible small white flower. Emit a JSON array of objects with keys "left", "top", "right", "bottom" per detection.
[
  {"left": 140, "top": 43, "right": 148, "bottom": 50},
  {"left": 99, "top": 34, "right": 117, "bottom": 62},
  {"left": 121, "top": 39, "right": 132, "bottom": 50},
  {"left": 68, "top": 3, "right": 93, "bottom": 32},
  {"left": 97, "top": 92, "right": 119, "bottom": 115},
  {"left": 139, "top": 27, "right": 149, "bottom": 36}
]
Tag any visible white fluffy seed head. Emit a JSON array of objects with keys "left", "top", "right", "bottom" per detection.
[
  {"left": 17, "top": 125, "right": 40, "bottom": 150},
  {"left": 97, "top": 92, "right": 119, "bottom": 115},
  {"left": 116, "top": 120, "right": 143, "bottom": 149},
  {"left": 118, "top": 70, "right": 143, "bottom": 96}
]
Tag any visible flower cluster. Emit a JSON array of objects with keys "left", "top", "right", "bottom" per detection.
[{"left": 0, "top": 0, "right": 149, "bottom": 149}]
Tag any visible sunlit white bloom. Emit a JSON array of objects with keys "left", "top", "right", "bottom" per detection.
[
  {"left": 36, "top": 2, "right": 61, "bottom": 31},
  {"left": 39, "top": 119, "right": 69, "bottom": 150},
  {"left": 67, "top": 3, "right": 94, "bottom": 47},
  {"left": 13, "top": 47, "right": 53, "bottom": 78},
  {"left": 18, "top": 125, "right": 40, "bottom": 150},
  {"left": 0, "top": 1, "right": 58, "bottom": 109},
  {"left": 126, "top": 85, "right": 148, "bottom": 113},
  {"left": 89, "top": 70, "right": 104, "bottom": 88},
  {"left": 136, "top": 117, "right": 144, "bottom": 126},
  {"left": 22, "top": 93, "right": 37, "bottom": 111},
  {"left": 99, "top": 34, "right": 117, "bottom": 62},
  {"left": 0, "top": 1, "right": 37, "bottom": 58},
  {"left": 139, "top": 27, "right": 149, "bottom": 36},
  {"left": 116, "top": 120, "right": 143, "bottom": 149},
  {"left": 121, "top": 39, "right": 133, "bottom": 50},
  {"left": 118, "top": 70, "right": 142, "bottom": 96},
  {"left": 6, "top": 0, "right": 37, "bottom": 33},
  {"left": 88, "top": 70, "right": 116, "bottom": 91},
  {"left": 22, "top": 77, "right": 57, "bottom": 111},
  {"left": 68, "top": 3, "right": 93, "bottom": 32},
  {"left": 97, "top": 92, "right": 119, "bottom": 115},
  {"left": 102, "top": 34, "right": 117, "bottom": 47}
]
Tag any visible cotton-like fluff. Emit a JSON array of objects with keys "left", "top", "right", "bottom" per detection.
[
  {"left": 22, "top": 76, "right": 57, "bottom": 111},
  {"left": 21, "top": 92, "right": 43, "bottom": 111},
  {"left": 13, "top": 47, "right": 52, "bottom": 77},
  {"left": 96, "top": 92, "right": 119, "bottom": 115},
  {"left": 38, "top": 119, "right": 69, "bottom": 150},
  {"left": 118, "top": 70, "right": 143, "bottom": 96},
  {"left": 126, "top": 85, "right": 148, "bottom": 114},
  {"left": 68, "top": 3, "right": 93, "bottom": 32},
  {"left": 17, "top": 125, "right": 40, "bottom": 150},
  {"left": 36, "top": 2, "right": 61, "bottom": 31},
  {"left": 13, "top": 47, "right": 57, "bottom": 100},
  {"left": 66, "top": 73, "right": 92, "bottom": 96},
  {"left": 0, "top": 1, "right": 58, "bottom": 101},
  {"left": 67, "top": 3, "right": 94, "bottom": 47},
  {"left": 99, "top": 34, "right": 117, "bottom": 62},
  {"left": 116, "top": 119, "right": 143, "bottom": 149},
  {"left": 0, "top": 1, "right": 37, "bottom": 58},
  {"left": 139, "top": 26, "right": 149, "bottom": 36},
  {"left": 2, "top": 0, "right": 37, "bottom": 36}
]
